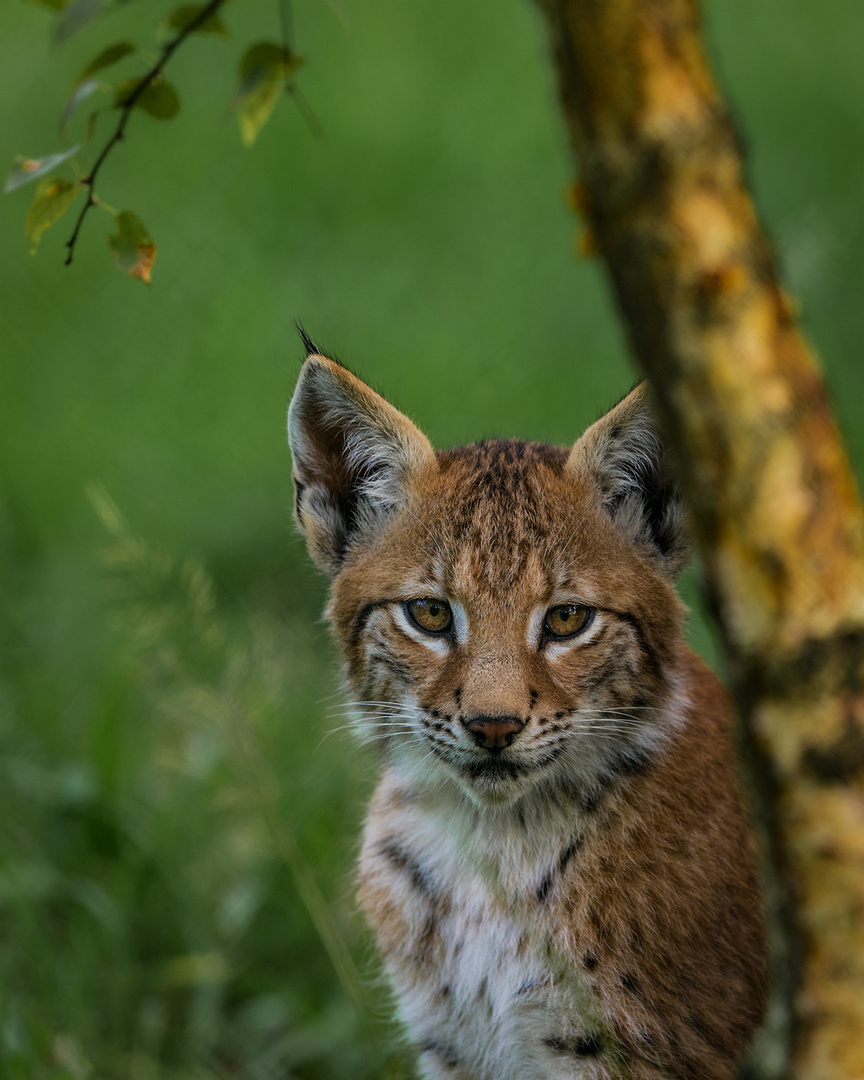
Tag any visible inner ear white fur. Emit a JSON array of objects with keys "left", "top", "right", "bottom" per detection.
[{"left": 288, "top": 355, "right": 437, "bottom": 575}]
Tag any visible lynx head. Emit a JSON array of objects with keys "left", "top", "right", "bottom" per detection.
[{"left": 288, "top": 352, "right": 690, "bottom": 809}]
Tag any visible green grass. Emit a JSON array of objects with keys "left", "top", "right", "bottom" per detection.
[{"left": 1, "top": 0, "right": 864, "bottom": 1076}]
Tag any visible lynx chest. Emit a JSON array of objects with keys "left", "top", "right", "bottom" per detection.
[{"left": 358, "top": 779, "right": 617, "bottom": 1080}]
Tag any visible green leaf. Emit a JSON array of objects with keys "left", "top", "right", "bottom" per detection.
[
  {"left": 54, "top": 0, "right": 103, "bottom": 44},
  {"left": 114, "top": 77, "right": 181, "bottom": 120},
  {"left": 234, "top": 42, "right": 304, "bottom": 146},
  {"left": 238, "top": 42, "right": 303, "bottom": 91},
  {"left": 25, "top": 177, "right": 82, "bottom": 254},
  {"left": 75, "top": 41, "right": 137, "bottom": 86},
  {"left": 63, "top": 43, "right": 136, "bottom": 133},
  {"left": 160, "top": 4, "right": 229, "bottom": 38},
  {"left": 107, "top": 211, "right": 156, "bottom": 283},
  {"left": 26, "top": 0, "right": 69, "bottom": 10},
  {"left": 61, "top": 80, "right": 100, "bottom": 134},
  {"left": 5, "top": 146, "right": 80, "bottom": 194},
  {"left": 85, "top": 109, "right": 103, "bottom": 144}
]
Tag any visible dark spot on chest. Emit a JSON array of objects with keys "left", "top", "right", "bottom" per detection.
[
  {"left": 580, "top": 786, "right": 603, "bottom": 814},
  {"left": 420, "top": 1039, "right": 461, "bottom": 1069},
  {"left": 611, "top": 745, "right": 652, "bottom": 778},
  {"left": 515, "top": 975, "right": 551, "bottom": 996},
  {"left": 536, "top": 836, "right": 583, "bottom": 902},
  {"left": 378, "top": 838, "right": 446, "bottom": 915},
  {"left": 417, "top": 915, "right": 441, "bottom": 961},
  {"left": 574, "top": 744, "right": 654, "bottom": 814},
  {"left": 545, "top": 1034, "right": 603, "bottom": 1058}
]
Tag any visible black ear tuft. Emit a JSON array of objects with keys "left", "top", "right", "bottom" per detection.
[{"left": 295, "top": 323, "right": 321, "bottom": 358}]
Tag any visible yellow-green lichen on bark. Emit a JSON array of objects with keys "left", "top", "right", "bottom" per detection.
[{"left": 535, "top": 0, "right": 864, "bottom": 1075}]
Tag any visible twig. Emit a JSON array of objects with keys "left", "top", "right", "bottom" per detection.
[
  {"left": 279, "top": 0, "right": 322, "bottom": 138},
  {"left": 64, "top": 0, "right": 230, "bottom": 266},
  {"left": 279, "top": 0, "right": 294, "bottom": 54},
  {"left": 289, "top": 85, "right": 323, "bottom": 139}
]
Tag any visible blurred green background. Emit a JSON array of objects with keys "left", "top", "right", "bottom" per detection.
[{"left": 2, "top": 1, "right": 863, "bottom": 1077}]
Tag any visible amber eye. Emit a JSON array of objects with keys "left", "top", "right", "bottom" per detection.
[
  {"left": 405, "top": 598, "right": 453, "bottom": 635},
  {"left": 544, "top": 604, "right": 594, "bottom": 639}
]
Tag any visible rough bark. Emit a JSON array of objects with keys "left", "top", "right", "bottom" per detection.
[{"left": 534, "top": 0, "right": 864, "bottom": 1076}]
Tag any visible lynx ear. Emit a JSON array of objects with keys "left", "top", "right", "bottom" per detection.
[
  {"left": 568, "top": 384, "right": 690, "bottom": 577},
  {"left": 288, "top": 355, "right": 436, "bottom": 575}
]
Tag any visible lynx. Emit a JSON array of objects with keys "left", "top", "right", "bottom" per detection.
[{"left": 287, "top": 343, "right": 767, "bottom": 1080}]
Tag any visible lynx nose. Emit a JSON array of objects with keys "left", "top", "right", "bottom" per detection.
[{"left": 463, "top": 715, "right": 525, "bottom": 750}]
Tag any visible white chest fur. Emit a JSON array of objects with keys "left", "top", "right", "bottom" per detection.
[{"left": 359, "top": 772, "right": 612, "bottom": 1080}]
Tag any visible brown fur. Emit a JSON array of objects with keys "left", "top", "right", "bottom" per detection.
[{"left": 288, "top": 355, "right": 767, "bottom": 1080}]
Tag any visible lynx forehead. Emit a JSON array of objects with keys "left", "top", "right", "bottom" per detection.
[{"left": 288, "top": 348, "right": 766, "bottom": 1080}]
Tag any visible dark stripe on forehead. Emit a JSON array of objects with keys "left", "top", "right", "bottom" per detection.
[
  {"left": 437, "top": 439, "right": 568, "bottom": 471},
  {"left": 435, "top": 440, "right": 569, "bottom": 565}
]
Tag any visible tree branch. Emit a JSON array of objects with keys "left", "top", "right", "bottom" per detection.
[
  {"left": 64, "top": 0, "right": 230, "bottom": 266},
  {"left": 535, "top": 0, "right": 864, "bottom": 1075}
]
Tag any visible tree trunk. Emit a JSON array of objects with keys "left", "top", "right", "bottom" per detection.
[{"left": 534, "top": 0, "right": 864, "bottom": 1076}]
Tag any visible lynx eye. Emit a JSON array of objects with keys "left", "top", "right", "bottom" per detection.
[
  {"left": 544, "top": 604, "right": 594, "bottom": 639},
  {"left": 405, "top": 598, "right": 453, "bottom": 635}
]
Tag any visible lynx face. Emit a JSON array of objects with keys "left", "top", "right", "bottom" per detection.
[{"left": 288, "top": 352, "right": 689, "bottom": 810}]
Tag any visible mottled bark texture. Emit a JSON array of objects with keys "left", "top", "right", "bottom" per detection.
[{"left": 535, "top": 0, "right": 864, "bottom": 1076}]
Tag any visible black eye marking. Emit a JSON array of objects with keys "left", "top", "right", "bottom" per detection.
[{"left": 405, "top": 598, "right": 453, "bottom": 636}]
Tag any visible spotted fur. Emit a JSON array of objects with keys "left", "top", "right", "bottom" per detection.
[{"left": 288, "top": 354, "right": 767, "bottom": 1080}]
